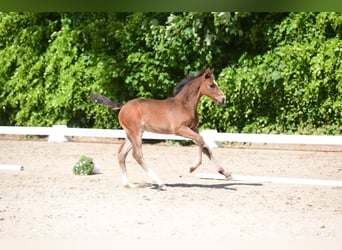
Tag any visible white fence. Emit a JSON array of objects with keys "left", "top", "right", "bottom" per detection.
[{"left": 1, "top": 125, "right": 341, "bottom": 147}]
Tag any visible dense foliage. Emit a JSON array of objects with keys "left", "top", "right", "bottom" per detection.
[{"left": 0, "top": 12, "right": 341, "bottom": 134}]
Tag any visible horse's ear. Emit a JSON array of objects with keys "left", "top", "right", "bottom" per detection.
[{"left": 203, "top": 68, "right": 213, "bottom": 78}]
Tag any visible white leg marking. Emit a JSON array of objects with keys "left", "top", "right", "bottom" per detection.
[
  {"left": 121, "top": 172, "right": 130, "bottom": 187},
  {"left": 147, "top": 168, "right": 164, "bottom": 186}
]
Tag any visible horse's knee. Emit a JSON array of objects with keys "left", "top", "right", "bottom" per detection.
[{"left": 194, "top": 137, "right": 205, "bottom": 147}]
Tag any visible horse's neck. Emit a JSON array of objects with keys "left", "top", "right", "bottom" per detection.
[{"left": 174, "top": 80, "right": 202, "bottom": 112}]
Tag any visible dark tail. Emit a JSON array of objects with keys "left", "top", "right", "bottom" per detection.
[{"left": 90, "top": 93, "right": 122, "bottom": 110}]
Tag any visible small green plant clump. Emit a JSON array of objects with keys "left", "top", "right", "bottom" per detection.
[{"left": 73, "top": 155, "right": 94, "bottom": 175}]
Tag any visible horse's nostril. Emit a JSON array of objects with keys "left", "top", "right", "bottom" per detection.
[{"left": 218, "top": 97, "right": 226, "bottom": 105}]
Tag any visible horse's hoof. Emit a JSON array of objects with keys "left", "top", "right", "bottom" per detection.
[
  {"left": 124, "top": 183, "right": 137, "bottom": 188},
  {"left": 152, "top": 183, "right": 166, "bottom": 191},
  {"left": 219, "top": 169, "right": 233, "bottom": 180},
  {"left": 224, "top": 173, "right": 233, "bottom": 181}
]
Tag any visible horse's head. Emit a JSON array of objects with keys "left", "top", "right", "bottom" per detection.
[{"left": 199, "top": 68, "right": 226, "bottom": 105}]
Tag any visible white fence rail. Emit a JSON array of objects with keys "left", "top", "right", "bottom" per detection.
[{"left": 0, "top": 125, "right": 341, "bottom": 147}]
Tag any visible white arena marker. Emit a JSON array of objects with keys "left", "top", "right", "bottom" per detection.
[
  {"left": 0, "top": 165, "right": 24, "bottom": 171},
  {"left": 92, "top": 163, "right": 101, "bottom": 174},
  {"left": 196, "top": 173, "right": 342, "bottom": 187}
]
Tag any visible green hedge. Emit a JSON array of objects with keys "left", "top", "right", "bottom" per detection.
[
  {"left": 201, "top": 12, "right": 342, "bottom": 134},
  {"left": 0, "top": 12, "right": 341, "bottom": 134}
]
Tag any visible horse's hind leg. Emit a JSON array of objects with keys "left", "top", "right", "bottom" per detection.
[
  {"left": 129, "top": 133, "right": 165, "bottom": 189},
  {"left": 118, "top": 138, "right": 134, "bottom": 188}
]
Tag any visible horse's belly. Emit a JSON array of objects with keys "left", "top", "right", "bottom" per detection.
[{"left": 142, "top": 119, "right": 173, "bottom": 135}]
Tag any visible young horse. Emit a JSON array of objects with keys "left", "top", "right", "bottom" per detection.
[{"left": 91, "top": 68, "right": 232, "bottom": 189}]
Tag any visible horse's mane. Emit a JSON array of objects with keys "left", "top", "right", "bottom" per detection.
[{"left": 173, "top": 70, "right": 204, "bottom": 96}]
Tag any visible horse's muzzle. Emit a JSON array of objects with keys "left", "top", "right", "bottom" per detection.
[{"left": 217, "top": 96, "right": 226, "bottom": 105}]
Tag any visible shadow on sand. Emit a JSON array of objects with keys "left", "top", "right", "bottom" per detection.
[{"left": 165, "top": 182, "right": 263, "bottom": 191}]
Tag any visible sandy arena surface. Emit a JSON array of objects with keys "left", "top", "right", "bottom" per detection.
[{"left": 0, "top": 138, "right": 341, "bottom": 240}]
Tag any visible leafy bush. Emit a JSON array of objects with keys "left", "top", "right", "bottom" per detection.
[
  {"left": 0, "top": 12, "right": 341, "bottom": 135},
  {"left": 203, "top": 12, "right": 342, "bottom": 134},
  {"left": 73, "top": 155, "right": 94, "bottom": 175}
]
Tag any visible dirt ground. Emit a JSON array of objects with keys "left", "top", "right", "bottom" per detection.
[{"left": 0, "top": 138, "right": 341, "bottom": 240}]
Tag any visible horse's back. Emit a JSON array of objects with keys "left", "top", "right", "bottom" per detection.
[{"left": 119, "top": 98, "right": 179, "bottom": 134}]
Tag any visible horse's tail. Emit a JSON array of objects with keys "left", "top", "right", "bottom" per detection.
[{"left": 90, "top": 93, "right": 122, "bottom": 110}]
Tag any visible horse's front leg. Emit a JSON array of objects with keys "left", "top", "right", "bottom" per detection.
[
  {"left": 191, "top": 143, "right": 231, "bottom": 179},
  {"left": 201, "top": 144, "right": 232, "bottom": 179},
  {"left": 189, "top": 145, "right": 203, "bottom": 173},
  {"left": 174, "top": 126, "right": 204, "bottom": 173},
  {"left": 188, "top": 127, "right": 204, "bottom": 173},
  {"left": 175, "top": 126, "right": 231, "bottom": 179}
]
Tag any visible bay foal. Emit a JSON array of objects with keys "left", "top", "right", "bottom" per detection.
[{"left": 91, "top": 68, "right": 231, "bottom": 189}]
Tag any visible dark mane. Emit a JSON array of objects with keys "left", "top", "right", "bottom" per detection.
[{"left": 173, "top": 71, "right": 204, "bottom": 96}]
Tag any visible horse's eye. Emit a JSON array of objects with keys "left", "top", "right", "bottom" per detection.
[{"left": 209, "top": 83, "right": 216, "bottom": 89}]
